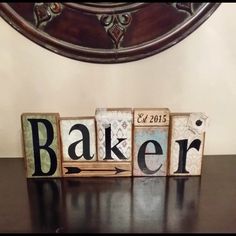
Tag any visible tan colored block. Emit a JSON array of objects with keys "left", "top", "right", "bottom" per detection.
[
  {"left": 168, "top": 113, "right": 206, "bottom": 176},
  {"left": 134, "top": 108, "right": 170, "bottom": 127},
  {"left": 21, "top": 113, "right": 62, "bottom": 178},
  {"left": 60, "top": 117, "right": 97, "bottom": 162},
  {"left": 95, "top": 108, "right": 133, "bottom": 162},
  {"left": 133, "top": 126, "right": 169, "bottom": 176},
  {"left": 62, "top": 162, "right": 131, "bottom": 177}
]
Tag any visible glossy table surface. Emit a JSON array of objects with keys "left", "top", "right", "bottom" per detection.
[{"left": 0, "top": 155, "right": 236, "bottom": 233}]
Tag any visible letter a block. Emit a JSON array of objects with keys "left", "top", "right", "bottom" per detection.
[
  {"left": 60, "top": 117, "right": 97, "bottom": 162},
  {"left": 94, "top": 108, "right": 133, "bottom": 177},
  {"left": 21, "top": 113, "right": 62, "bottom": 178},
  {"left": 133, "top": 108, "right": 170, "bottom": 176},
  {"left": 168, "top": 113, "right": 207, "bottom": 176}
]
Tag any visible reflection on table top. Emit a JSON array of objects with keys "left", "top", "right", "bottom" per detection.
[{"left": 0, "top": 155, "right": 235, "bottom": 233}]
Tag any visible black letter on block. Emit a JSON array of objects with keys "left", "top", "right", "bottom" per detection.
[
  {"left": 28, "top": 119, "right": 57, "bottom": 176},
  {"left": 174, "top": 139, "right": 201, "bottom": 174},
  {"left": 68, "top": 124, "right": 94, "bottom": 160},
  {"left": 138, "top": 140, "right": 163, "bottom": 174},
  {"left": 104, "top": 126, "right": 127, "bottom": 160}
]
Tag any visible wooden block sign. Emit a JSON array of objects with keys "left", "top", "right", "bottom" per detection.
[
  {"left": 95, "top": 108, "right": 133, "bottom": 162},
  {"left": 60, "top": 117, "right": 96, "bottom": 162},
  {"left": 62, "top": 162, "right": 131, "bottom": 177},
  {"left": 168, "top": 113, "right": 207, "bottom": 176},
  {"left": 20, "top": 109, "right": 208, "bottom": 178},
  {"left": 21, "top": 113, "right": 62, "bottom": 178},
  {"left": 133, "top": 108, "right": 170, "bottom": 176}
]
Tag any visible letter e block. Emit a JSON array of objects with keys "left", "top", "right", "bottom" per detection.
[
  {"left": 21, "top": 113, "right": 62, "bottom": 178},
  {"left": 168, "top": 113, "right": 207, "bottom": 176},
  {"left": 133, "top": 108, "right": 169, "bottom": 176}
]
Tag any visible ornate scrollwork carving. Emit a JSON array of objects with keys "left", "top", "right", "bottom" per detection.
[
  {"left": 34, "top": 3, "right": 63, "bottom": 28},
  {"left": 0, "top": 2, "right": 219, "bottom": 63},
  {"left": 99, "top": 13, "right": 132, "bottom": 49}
]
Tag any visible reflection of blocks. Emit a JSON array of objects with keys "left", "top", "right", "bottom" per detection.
[
  {"left": 21, "top": 113, "right": 62, "bottom": 178},
  {"left": 60, "top": 117, "right": 97, "bottom": 162},
  {"left": 168, "top": 113, "right": 205, "bottom": 176},
  {"left": 95, "top": 108, "right": 133, "bottom": 162},
  {"left": 133, "top": 108, "right": 170, "bottom": 176}
]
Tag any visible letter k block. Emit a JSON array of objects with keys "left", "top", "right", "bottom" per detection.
[{"left": 95, "top": 108, "right": 133, "bottom": 176}]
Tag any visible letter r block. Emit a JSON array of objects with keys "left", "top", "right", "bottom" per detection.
[
  {"left": 21, "top": 113, "right": 62, "bottom": 178},
  {"left": 168, "top": 113, "right": 206, "bottom": 176}
]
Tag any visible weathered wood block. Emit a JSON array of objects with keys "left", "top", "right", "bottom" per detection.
[
  {"left": 133, "top": 127, "right": 169, "bottom": 176},
  {"left": 21, "top": 113, "right": 62, "bottom": 178},
  {"left": 168, "top": 113, "right": 207, "bottom": 176},
  {"left": 62, "top": 162, "right": 131, "bottom": 177},
  {"left": 133, "top": 108, "right": 170, "bottom": 176},
  {"left": 60, "top": 117, "right": 97, "bottom": 162},
  {"left": 95, "top": 108, "right": 133, "bottom": 162}
]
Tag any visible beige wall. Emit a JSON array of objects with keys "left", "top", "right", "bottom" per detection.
[{"left": 0, "top": 3, "right": 235, "bottom": 157}]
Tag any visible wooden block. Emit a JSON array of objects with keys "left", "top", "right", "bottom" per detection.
[
  {"left": 60, "top": 117, "right": 97, "bottom": 162},
  {"left": 134, "top": 108, "right": 170, "bottom": 127},
  {"left": 168, "top": 113, "right": 207, "bottom": 176},
  {"left": 21, "top": 113, "right": 62, "bottom": 178},
  {"left": 133, "top": 108, "right": 170, "bottom": 176},
  {"left": 62, "top": 162, "right": 131, "bottom": 177},
  {"left": 95, "top": 108, "right": 133, "bottom": 162},
  {"left": 133, "top": 126, "right": 169, "bottom": 176}
]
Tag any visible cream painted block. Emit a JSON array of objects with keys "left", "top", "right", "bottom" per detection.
[
  {"left": 62, "top": 162, "right": 131, "bottom": 177},
  {"left": 134, "top": 108, "right": 170, "bottom": 127},
  {"left": 21, "top": 113, "right": 62, "bottom": 178},
  {"left": 168, "top": 113, "right": 206, "bottom": 176},
  {"left": 95, "top": 108, "right": 133, "bottom": 162},
  {"left": 60, "top": 117, "right": 96, "bottom": 162},
  {"left": 133, "top": 126, "right": 169, "bottom": 176}
]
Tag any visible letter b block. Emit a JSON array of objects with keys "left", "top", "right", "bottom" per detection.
[{"left": 21, "top": 113, "right": 62, "bottom": 178}]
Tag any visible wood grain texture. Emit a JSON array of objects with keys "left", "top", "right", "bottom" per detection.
[
  {"left": 60, "top": 117, "right": 97, "bottom": 162},
  {"left": 21, "top": 113, "right": 62, "bottom": 178},
  {"left": 168, "top": 113, "right": 205, "bottom": 176},
  {"left": 62, "top": 162, "right": 131, "bottom": 177}
]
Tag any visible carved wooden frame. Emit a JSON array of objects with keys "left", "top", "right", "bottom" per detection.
[{"left": 0, "top": 3, "right": 220, "bottom": 63}]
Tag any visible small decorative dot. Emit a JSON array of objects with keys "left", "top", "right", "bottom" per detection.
[{"left": 196, "top": 120, "right": 203, "bottom": 126}]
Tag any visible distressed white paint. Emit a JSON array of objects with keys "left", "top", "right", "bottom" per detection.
[
  {"left": 95, "top": 109, "right": 132, "bottom": 161},
  {"left": 60, "top": 118, "right": 96, "bottom": 161},
  {"left": 169, "top": 114, "right": 204, "bottom": 176}
]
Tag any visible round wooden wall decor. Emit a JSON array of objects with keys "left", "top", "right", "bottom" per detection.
[{"left": 0, "top": 3, "right": 220, "bottom": 63}]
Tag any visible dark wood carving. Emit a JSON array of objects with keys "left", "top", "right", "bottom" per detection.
[{"left": 0, "top": 3, "right": 220, "bottom": 63}]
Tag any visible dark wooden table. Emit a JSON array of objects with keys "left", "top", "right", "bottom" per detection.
[{"left": 0, "top": 155, "right": 235, "bottom": 233}]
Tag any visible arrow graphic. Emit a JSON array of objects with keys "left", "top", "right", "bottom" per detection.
[{"left": 65, "top": 166, "right": 127, "bottom": 175}]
